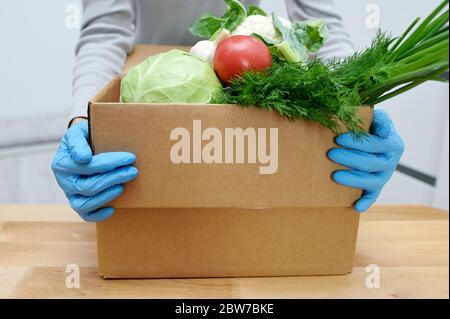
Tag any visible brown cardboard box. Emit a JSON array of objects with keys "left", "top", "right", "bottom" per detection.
[{"left": 89, "top": 45, "right": 373, "bottom": 279}]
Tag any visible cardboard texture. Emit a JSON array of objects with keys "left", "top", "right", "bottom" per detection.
[
  {"left": 89, "top": 45, "right": 373, "bottom": 279},
  {"left": 97, "top": 208, "right": 359, "bottom": 279}
]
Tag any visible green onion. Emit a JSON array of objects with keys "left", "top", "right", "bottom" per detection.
[{"left": 215, "top": 0, "right": 449, "bottom": 133}]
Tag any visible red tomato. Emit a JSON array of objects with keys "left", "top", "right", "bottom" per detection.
[{"left": 214, "top": 35, "right": 272, "bottom": 84}]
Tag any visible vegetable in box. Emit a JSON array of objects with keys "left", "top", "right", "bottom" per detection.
[{"left": 120, "top": 0, "right": 449, "bottom": 134}]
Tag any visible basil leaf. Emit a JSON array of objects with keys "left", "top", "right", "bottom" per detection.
[
  {"left": 248, "top": 5, "right": 267, "bottom": 16},
  {"left": 189, "top": 0, "right": 247, "bottom": 38},
  {"left": 189, "top": 14, "right": 224, "bottom": 38},
  {"left": 222, "top": 0, "right": 247, "bottom": 32}
]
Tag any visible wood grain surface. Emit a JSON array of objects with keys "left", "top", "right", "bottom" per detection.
[{"left": 0, "top": 205, "right": 448, "bottom": 299}]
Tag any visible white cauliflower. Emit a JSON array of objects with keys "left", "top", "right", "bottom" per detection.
[{"left": 232, "top": 15, "right": 292, "bottom": 43}]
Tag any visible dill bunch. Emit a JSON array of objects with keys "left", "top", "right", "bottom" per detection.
[
  {"left": 214, "top": 61, "right": 364, "bottom": 134},
  {"left": 214, "top": 0, "right": 449, "bottom": 133}
]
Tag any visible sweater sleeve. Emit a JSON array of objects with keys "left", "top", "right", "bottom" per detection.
[
  {"left": 285, "top": 0, "right": 354, "bottom": 60},
  {"left": 69, "top": 0, "right": 137, "bottom": 121}
]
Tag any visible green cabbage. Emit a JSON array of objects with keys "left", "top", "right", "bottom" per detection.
[{"left": 120, "top": 49, "right": 222, "bottom": 104}]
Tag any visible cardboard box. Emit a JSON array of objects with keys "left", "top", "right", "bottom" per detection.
[{"left": 89, "top": 45, "right": 373, "bottom": 279}]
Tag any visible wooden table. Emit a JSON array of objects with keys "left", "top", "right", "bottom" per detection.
[{"left": 0, "top": 205, "right": 448, "bottom": 299}]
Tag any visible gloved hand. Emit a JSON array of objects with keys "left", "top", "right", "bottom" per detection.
[
  {"left": 328, "top": 109, "right": 404, "bottom": 213},
  {"left": 52, "top": 120, "right": 138, "bottom": 222}
]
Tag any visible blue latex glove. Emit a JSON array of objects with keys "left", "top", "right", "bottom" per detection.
[
  {"left": 328, "top": 110, "right": 404, "bottom": 213},
  {"left": 52, "top": 120, "right": 138, "bottom": 222}
]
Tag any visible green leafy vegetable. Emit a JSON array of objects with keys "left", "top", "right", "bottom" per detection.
[
  {"left": 292, "top": 19, "right": 329, "bottom": 53},
  {"left": 355, "top": 0, "right": 450, "bottom": 105},
  {"left": 213, "top": 62, "right": 363, "bottom": 134},
  {"left": 188, "top": 14, "right": 224, "bottom": 38},
  {"left": 190, "top": 0, "right": 328, "bottom": 63},
  {"left": 121, "top": 50, "right": 222, "bottom": 104},
  {"left": 253, "top": 15, "right": 328, "bottom": 63},
  {"left": 189, "top": 0, "right": 246, "bottom": 38},
  {"left": 248, "top": 5, "right": 267, "bottom": 16},
  {"left": 221, "top": 0, "right": 247, "bottom": 31},
  {"left": 215, "top": 0, "right": 449, "bottom": 134},
  {"left": 250, "top": 33, "right": 288, "bottom": 64},
  {"left": 272, "top": 13, "right": 328, "bottom": 63},
  {"left": 272, "top": 13, "right": 307, "bottom": 62}
]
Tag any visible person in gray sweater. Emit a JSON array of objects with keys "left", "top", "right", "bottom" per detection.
[
  {"left": 71, "top": 0, "right": 354, "bottom": 121},
  {"left": 52, "top": 0, "right": 404, "bottom": 222}
]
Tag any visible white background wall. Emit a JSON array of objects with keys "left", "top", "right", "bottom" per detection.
[
  {"left": 0, "top": 0, "right": 80, "bottom": 117},
  {"left": 0, "top": 0, "right": 448, "bottom": 210}
]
